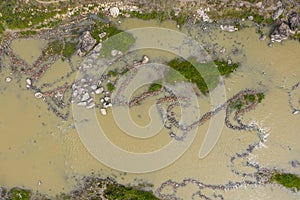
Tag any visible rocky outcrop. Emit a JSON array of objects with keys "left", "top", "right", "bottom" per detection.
[
  {"left": 270, "top": 22, "right": 293, "bottom": 42},
  {"left": 270, "top": 12, "right": 299, "bottom": 43},
  {"left": 77, "top": 31, "right": 97, "bottom": 57}
]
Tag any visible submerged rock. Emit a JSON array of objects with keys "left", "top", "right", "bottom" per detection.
[
  {"left": 77, "top": 31, "right": 97, "bottom": 56},
  {"left": 100, "top": 108, "right": 107, "bottom": 115},
  {"left": 5, "top": 77, "right": 12, "bottom": 83},
  {"left": 34, "top": 92, "right": 43, "bottom": 99},
  {"left": 220, "top": 25, "right": 238, "bottom": 32}
]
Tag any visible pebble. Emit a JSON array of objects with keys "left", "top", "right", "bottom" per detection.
[
  {"left": 292, "top": 110, "right": 299, "bottom": 115},
  {"left": 95, "top": 87, "right": 104, "bottom": 94},
  {"left": 100, "top": 108, "right": 107, "bottom": 115},
  {"left": 111, "top": 49, "right": 118, "bottom": 57},
  {"left": 34, "top": 92, "right": 43, "bottom": 99},
  {"left": 5, "top": 77, "right": 12, "bottom": 83}
]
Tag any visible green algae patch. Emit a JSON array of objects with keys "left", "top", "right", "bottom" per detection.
[
  {"left": 166, "top": 57, "right": 239, "bottom": 94},
  {"left": 107, "top": 82, "right": 115, "bottom": 92},
  {"left": 104, "top": 183, "right": 158, "bottom": 200},
  {"left": 8, "top": 188, "right": 31, "bottom": 200},
  {"left": 99, "top": 31, "right": 135, "bottom": 58},
  {"left": 230, "top": 93, "right": 265, "bottom": 111},
  {"left": 214, "top": 60, "right": 239, "bottom": 77},
  {"left": 148, "top": 83, "right": 162, "bottom": 92},
  {"left": 126, "top": 10, "right": 189, "bottom": 26},
  {"left": 271, "top": 173, "right": 300, "bottom": 191}
]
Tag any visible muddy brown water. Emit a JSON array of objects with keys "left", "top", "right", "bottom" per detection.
[{"left": 0, "top": 19, "right": 299, "bottom": 199}]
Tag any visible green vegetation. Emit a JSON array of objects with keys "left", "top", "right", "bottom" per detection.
[
  {"left": 214, "top": 60, "right": 239, "bottom": 77},
  {"left": 8, "top": 188, "right": 31, "bottom": 200},
  {"left": 127, "top": 10, "right": 189, "bottom": 26},
  {"left": 0, "top": 23, "right": 5, "bottom": 34},
  {"left": 91, "top": 21, "right": 123, "bottom": 43},
  {"left": 107, "top": 82, "right": 115, "bottom": 92},
  {"left": 108, "top": 70, "right": 118, "bottom": 77},
  {"left": 0, "top": 0, "right": 68, "bottom": 29},
  {"left": 43, "top": 40, "right": 77, "bottom": 59},
  {"left": 217, "top": 9, "right": 273, "bottom": 25},
  {"left": 100, "top": 31, "right": 135, "bottom": 58},
  {"left": 230, "top": 93, "right": 265, "bottom": 111},
  {"left": 62, "top": 42, "right": 77, "bottom": 58},
  {"left": 166, "top": 57, "right": 239, "bottom": 94},
  {"left": 44, "top": 40, "right": 63, "bottom": 56},
  {"left": 19, "top": 30, "right": 37, "bottom": 37},
  {"left": 271, "top": 173, "right": 300, "bottom": 190},
  {"left": 292, "top": 32, "right": 300, "bottom": 40},
  {"left": 104, "top": 183, "right": 158, "bottom": 200},
  {"left": 148, "top": 83, "right": 162, "bottom": 92}
]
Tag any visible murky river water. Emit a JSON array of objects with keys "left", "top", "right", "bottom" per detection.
[{"left": 0, "top": 19, "right": 299, "bottom": 199}]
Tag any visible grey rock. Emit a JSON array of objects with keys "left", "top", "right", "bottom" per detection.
[
  {"left": 273, "top": 7, "right": 283, "bottom": 20},
  {"left": 259, "top": 34, "right": 266, "bottom": 40},
  {"left": 81, "top": 92, "right": 90, "bottom": 102},
  {"left": 289, "top": 12, "right": 300, "bottom": 31},
  {"left": 77, "top": 31, "right": 97, "bottom": 57},
  {"left": 220, "top": 24, "right": 238, "bottom": 32},
  {"left": 270, "top": 22, "right": 293, "bottom": 42}
]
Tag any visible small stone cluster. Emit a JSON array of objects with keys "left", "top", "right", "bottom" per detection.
[{"left": 71, "top": 78, "right": 112, "bottom": 115}]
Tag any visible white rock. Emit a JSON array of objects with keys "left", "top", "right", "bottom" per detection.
[
  {"left": 77, "top": 101, "right": 87, "bottom": 106},
  {"left": 142, "top": 55, "right": 150, "bottom": 64},
  {"left": 103, "top": 102, "right": 110, "bottom": 108},
  {"left": 104, "top": 96, "right": 110, "bottom": 102},
  {"left": 292, "top": 110, "right": 299, "bottom": 115},
  {"left": 26, "top": 78, "right": 32, "bottom": 86},
  {"left": 111, "top": 49, "right": 118, "bottom": 57},
  {"left": 220, "top": 25, "right": 238, "bottom": 32},
  {"left": 95, "top": 87, "right": 104, "bottom": 94},
  {"left": 73, "top": 89, "right": 78, "bottom": 97},
  {"left": 86, "top": 103, "right": 95, "bottom": 109},
  {"left": 5, "top": 77, "right": 12, "bottom": 83},
  {"left": 81, "top": 92, "right": 90, "bottom": 102},
  {"left": 90, "top": 85, "right": 98, "bottom": 90},
  {"left": 100, "top": 108, "right": 107, "bottom": 115},
  {"left": 109, "top": 7, "right": 119, "bottom": 18},
  {"left": 99, "top": 32, "right": 106, "bottom": 38},
  {"left": 34, "top": 92, "right": 43, "bottom": 99}
]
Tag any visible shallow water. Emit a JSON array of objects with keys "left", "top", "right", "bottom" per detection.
[{"left": 0, "top": 19, "right": 300, "bottom": 199}]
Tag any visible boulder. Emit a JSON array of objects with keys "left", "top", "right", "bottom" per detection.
[
  {"left": 95, "top": 87, "right": 104, "bottom": 94},
  {"left": 273, "top": 7, "right": 283, "bottom": 20},
  {"left": 77, "top": 31, "right": 97, "bottom": 57},
  {"left": 270, "top": 22, "right": 293, "bottom": 42},
  {"left": 110, "top": 7, "right": 119, "bottom": 18},
  {"left": 100, "top": 108, "right": 107, "bottom": 115},
  {"left": 288, "top": 12, "right": 300, "bottom": 31}
]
